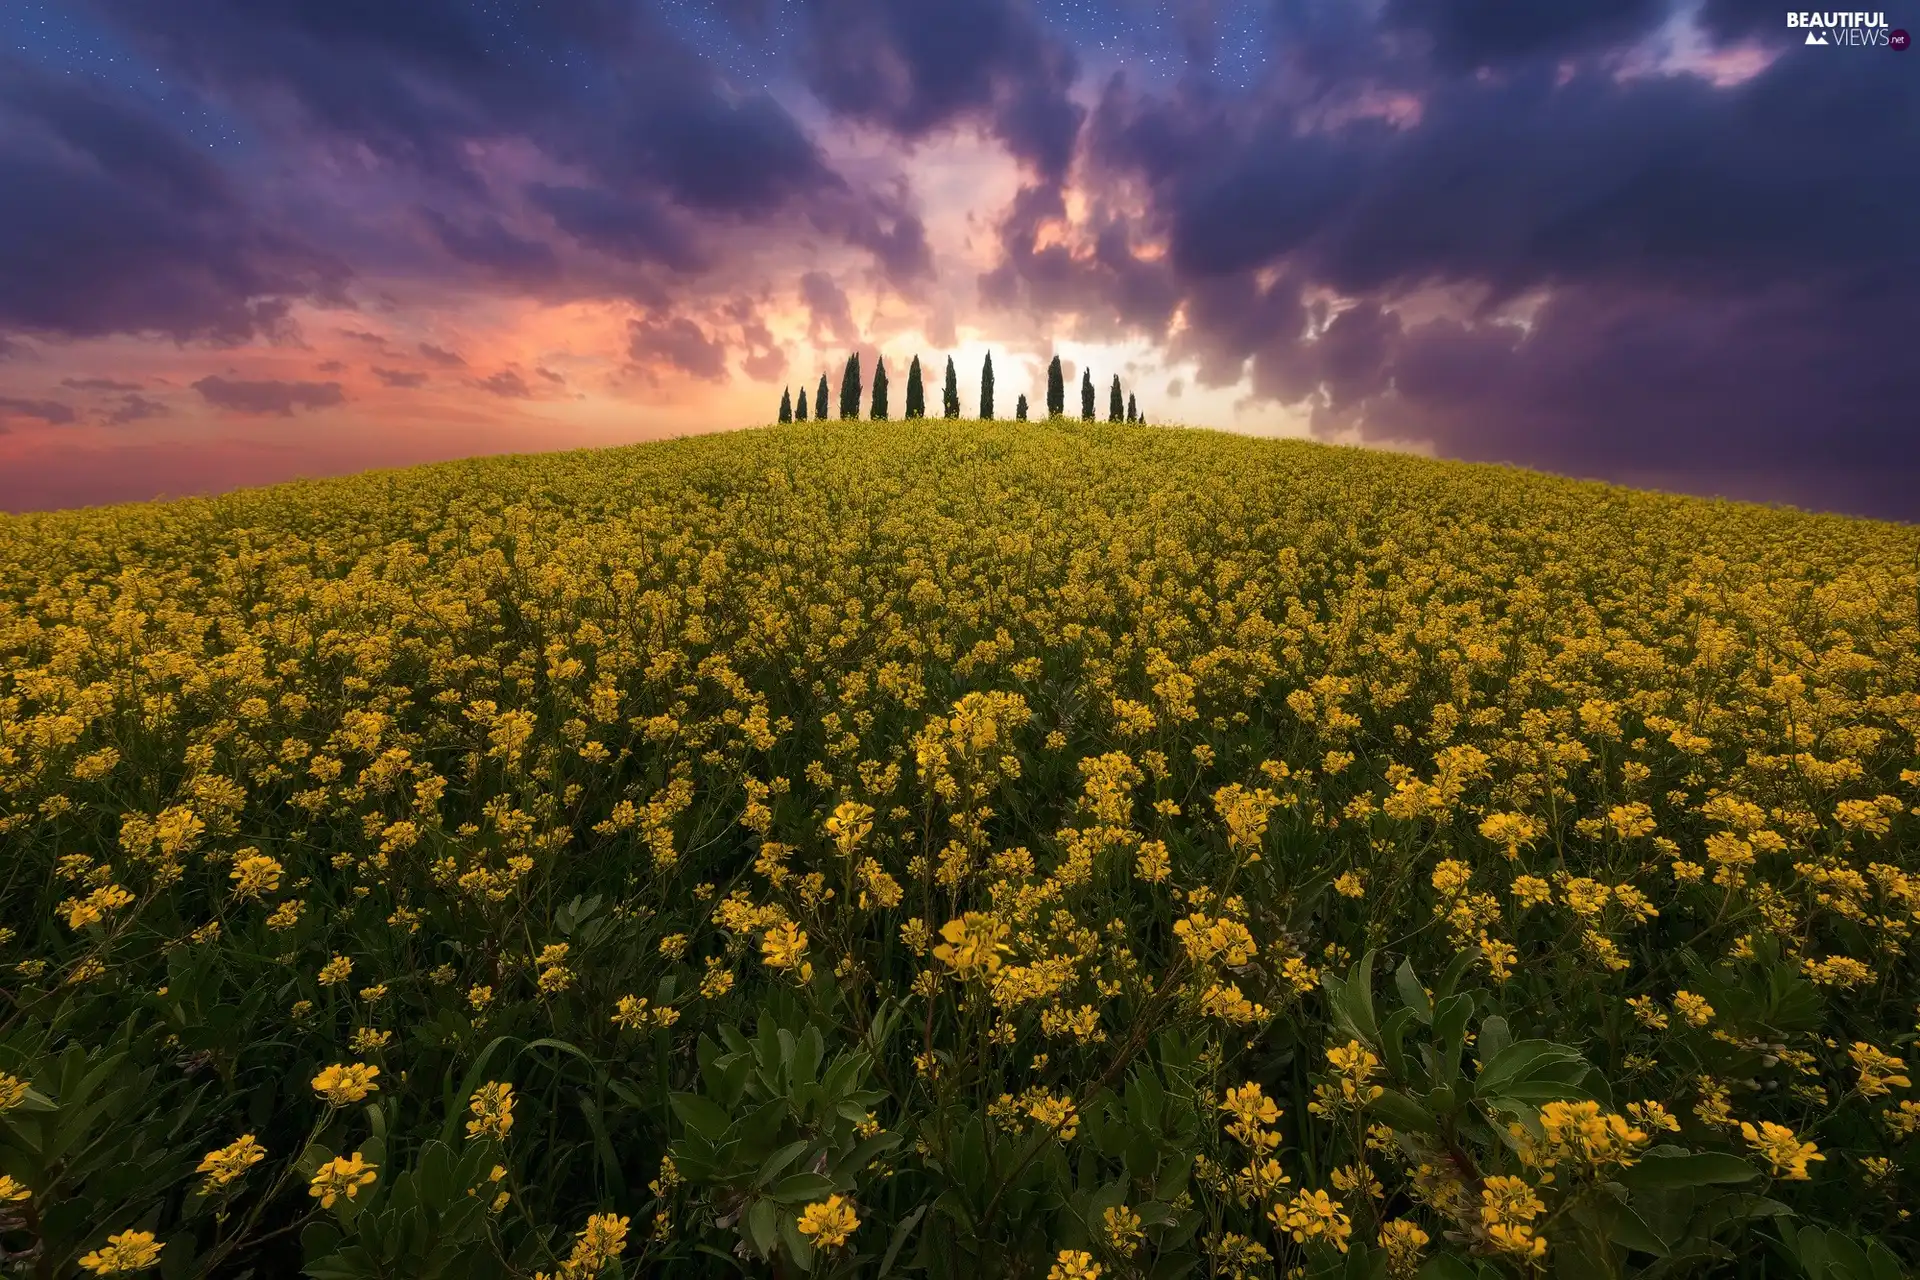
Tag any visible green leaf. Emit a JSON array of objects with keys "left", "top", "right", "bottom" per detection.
[
  {"left": 1617, "top": 1150, "right": 1759, "bottom": 1192},
  {"left": 1381, "top": 1008, "right": 1415, "bottom": 1086},
  {"left": 1865, "top": 1239, "right": 1906, "bottom": 1280},
  {"left": 1368, "top": 1089, "right": 1439, "bottom": 1135},
  {"left": 669, "top": 1092, "right": 732, "bottom": 1140},
  {"left": 779, "top": 1213, "right": 816, "bottom": 1272},
  {"left": 1476, "top": 1015, "right": 1511, "bottom": 1065},
  {"left": 746, "top": 1198, "right": 779, "bottom": 1259},
  {"left": 1474, "top": 1041, "right": 1586, "bottom": 1101},
  {"left": 1430, "top": 993, "right": 1474, "bottom": 1089},
  {"left": 1592, "top": 1192, "right": 1668, "bottom": 1258},
  {"left": 1395, "top": 958, "right": 1432, "bottom": 1025},
  {"left": 1417, "top": 1255, "right": 1480, "bottom": 1280},
  {"left": 769, "top": 1172, "right": 835, "bottom": 1204},
  {"left": 879, "top": 1204, "right": 929, "bottom": 1276},
  {"left": 757, "top": 1139, "right": 813, "bottom": 1188}
]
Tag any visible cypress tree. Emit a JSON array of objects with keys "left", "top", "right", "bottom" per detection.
[
  {"left": 905, "top": 355, "right": 925, "bottom": 419},
  {"left": 778, "top": 387, "right": 792, "bottom": 423},
  {"left": 1016, "top": 393, "right": 1028, "bottom": 421},
  {"left": 870, "top": 356, "right": 889, "bottom": 420},
  {"left": 838, "top": 353, "right": 861, "bottom": 419},
  {"left": 942, "top": 356, "right": 960, "bottom": 418},
  {"left": 1046, "top": 355, "right": 1064, "bottom": 418},
  {"left": 796, "top": 386, "right": 808, "bottom": 420},
  {"left": 1127, "top": 392, "right": 1137, "bottom": 423},
  {"left": 1080, "top": 368, "right": 1095, "bottom": 420},
  {"left": 815, "top": 374, "right": 829, "bottom": 420},
  {"left": 979, "top": 351, "right": 995, "bottom": 420},
  {"left": 1108, "top": 375, "right": 1123, "bottom": 423}
]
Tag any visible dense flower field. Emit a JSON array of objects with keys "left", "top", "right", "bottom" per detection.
[{"left": 2, "top": 419, "right": 1917, "bottom": 1280}]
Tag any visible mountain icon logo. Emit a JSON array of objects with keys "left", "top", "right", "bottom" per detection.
[{"left": 1804, "top": 28, "right": 1829, "bottom": 44}]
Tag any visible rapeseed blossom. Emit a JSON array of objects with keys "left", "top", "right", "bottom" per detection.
[{"left": 2, "top": 419, "right": 1916, "bottom": 1274}]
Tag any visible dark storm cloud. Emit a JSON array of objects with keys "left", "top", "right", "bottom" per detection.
[
  {"left": 1070, "top": 15, "right": 1920, "bottom": 519},
  {"left": 67, "top": 0, "right": 937, "bottom": 305},
  {"left": 799, "top": 0, "right": 1086, "bottom": 182},
  {"left": 0, "top": 395, "right": 77, "bottom": 424},
  {"left": 421, "top": 208, "right": 563, "bottom": 285},
  {"left": 62, "top": 377, "right": 143, "bottom": 392},
  {"left": 476, "top": 370, "right": 532, "bottom": 398},
  {"left": 0, "top": 63, "right": 346, "bottom": 344},
  {"left": 192, "top": 374, "right": 344, "bottom": 415},
  {"left": 1381, "top": 0, "right": 1668, "bottom": 69},
  {"left": 526, "top": 183, "right": 710, "bottom": 273},
  {"left": 628, "top": 315, "right": 728, "bottom": 382},
  {"left": 1696, "top": 0, "right": 1776, "bottom": 44},
  {"left": 107, "top": 393, "right": 170, "bottom": 424},
  {"left": 418, "top": 343, "right": 466, "bottom": 367},
  {"left": 372, "top": 367, "right": 428, "bottom": 388}
]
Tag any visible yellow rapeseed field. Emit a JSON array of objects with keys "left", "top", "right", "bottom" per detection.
[{"left": 1, "top": 418, "right": 1916, "bottom": 1280}]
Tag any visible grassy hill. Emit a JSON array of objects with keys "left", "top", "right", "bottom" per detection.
[{"left": 2, "top": 419, "right": 1917, "bottom": 1279}]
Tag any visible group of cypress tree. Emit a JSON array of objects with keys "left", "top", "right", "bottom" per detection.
[{"left": 777, "top": 352, "right": 1142, "bottom": 425}]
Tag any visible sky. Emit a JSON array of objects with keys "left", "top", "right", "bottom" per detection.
[{"left": 0, "top": 0, "right": 1915, "bottom": 519}]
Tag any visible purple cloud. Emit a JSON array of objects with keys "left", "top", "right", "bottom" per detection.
[{"left": 192, "top": 375, "right": 344, "bottom": 415}]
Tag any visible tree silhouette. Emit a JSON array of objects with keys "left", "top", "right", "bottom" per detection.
[
  {"left": 797, "top": 386, "right": 809, "bottom": 420},
  {"left": 1046, "top": 355, "right": 1064, "bottom": 418},
  {"left": 1127, "top": 392, "right": 1137, "bottom": 423},
  {"left": 870, "top": 356, "right": 889, "bottom": 420},
  {"left": 942, "top": 356, "right": 960, "bottom": 418},
  {"left": 905, "top": 355, "right": 925, "bottom": 419},
  {"left": 838, "top": 353, "right": 861, "bottom": 420},
  {"left": 815, "top": 374, "right": 829, "bottom": 421},
  {"left": 1016, "top": 393, "right": 1028, "bottom": 421},
  {"left": 1108, "top": 375, "right": 1123, "bottom": 423},
  {"left": 1080, "top": 368, "right": 1095, "bottom": 420},
  {"left": 979, "top": 351, "right": 995, "bottom": 420},
  {"left": 778, "top": 387, "right": 793, "bottom": 423}
]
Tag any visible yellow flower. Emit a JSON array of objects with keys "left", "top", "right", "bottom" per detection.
[
  {"left": 311, "top": 1062, "right": 381, "bottom": 1105},
  {"left": 796, "top": 1194, "right": 860, "bottom": 1249},
  {"left": 467, "top": 1081, "right": 516, "bottom": 1142},
  {"left": 317, "top": 954, "right": 353, "bottom": 986},
  {"left": 78, "top": 1230, "right": 163, "bottom": 1274},
  {"left": 1479, "top": 1175, "right": 1545, "bottom": 1228},
  {"left": 1027, "top": 1093, "right": 1079, "bottom": 1140},
  {"left": 1047, "top": 1250, "right": 1101, "bottom": 1280},
  {"left": 1849, "top": 1042, "right": 1911, "bottom": 1098},
  {"left": 195, "top": 1134, "right": 266, "bottom": 1194},
  {"left": 760, "top": 921, "right": 809, "bottom": 970},
  {"left": 0, "top": 1073, "right": 29, "bottom": 1111},
  {"left": 1102, "top": 1205, "right": 1143, "bottom": 1257},
  {"left": 1273, "top": 1189, "right": 1352, "bottom": 1252},
  {"left": 1741, "top": 1120, "right": 1825, "bottom": 1180},
  {"left": 0, "top": 1174, "right": 30, "bottom": 1202},
  {"left": 229, "top": 854, "right": 283, "bottom": 899},
  {"left": 1377, "top": 1220, "right": 1430, "bottom": 1275},
  {"left": 1672, "top": 991, "right": 1714, "bottom": 1026},
  {"left": 308, "top": 1153, "right": 379, "bottom": 1208},
  {"left": 932, "top": 912, "right": 1011, "bottom": 978},
  {"left": 1220, "top": 1082, "right": 1282, "bottom": 1131}
]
